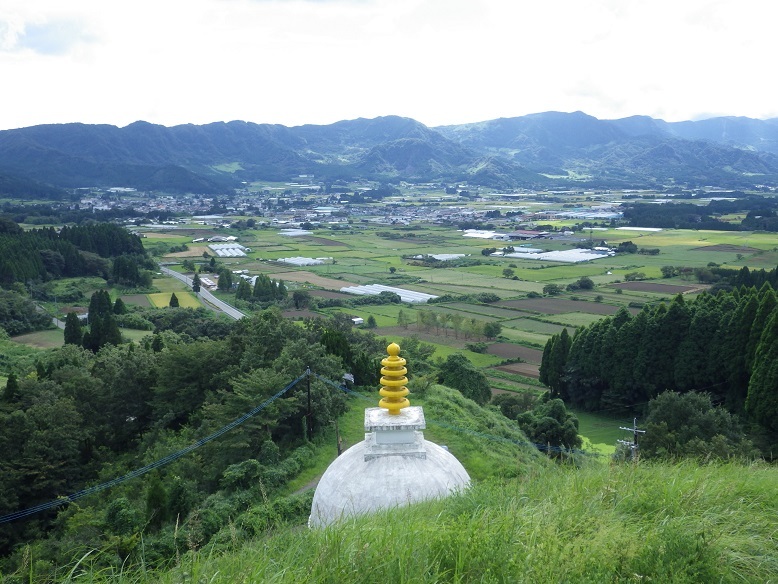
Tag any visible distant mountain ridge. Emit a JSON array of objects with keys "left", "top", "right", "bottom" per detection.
[{"left": 2, "top": 112, "right": 778, "bottom": 195}]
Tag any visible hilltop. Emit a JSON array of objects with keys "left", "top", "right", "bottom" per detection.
[{"left": 45, "top": 461, "right": 778, "bottom": 583}]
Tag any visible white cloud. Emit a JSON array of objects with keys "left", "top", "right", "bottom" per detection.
[{"left": 0, "top": 0, "right": 777, "bottom": 130}]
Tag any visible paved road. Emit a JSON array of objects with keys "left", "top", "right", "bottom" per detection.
[{"left": 159, "top": 266, "right": 246, "bottom": 320}]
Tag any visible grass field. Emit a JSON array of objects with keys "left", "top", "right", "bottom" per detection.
[
  {"left": 9, "top": 328, "right": 64, "bottom": 348},
  {"left": 147, "top": 292, "right": 202, "bottom": 308}
]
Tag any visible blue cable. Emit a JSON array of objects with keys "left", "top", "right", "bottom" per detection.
[{"left": 0, "top": 373, "right": 306, "bottom": 524}]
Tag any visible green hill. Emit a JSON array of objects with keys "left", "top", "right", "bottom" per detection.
[
  {"left": 6, "top": 384, "right": 776, "bottom": 583},
  {"left": 48, "top": 460, "right": 777, "bottom": 583}
]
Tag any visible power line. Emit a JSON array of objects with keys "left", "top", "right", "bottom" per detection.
[{"left": 0, "top": 373, "right": 306, "bottom": 525}]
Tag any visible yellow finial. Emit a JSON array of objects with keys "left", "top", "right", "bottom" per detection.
[{"left": 379, "top": 342, "right": 410, "bottom": 415}]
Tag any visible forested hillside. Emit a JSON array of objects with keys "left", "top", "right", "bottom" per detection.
[
  {"left": 4, "top": 112, "right": 778, "bottom": 193},
  {"left": 540, "top": 283, "right": 778, "bottom": 455}
]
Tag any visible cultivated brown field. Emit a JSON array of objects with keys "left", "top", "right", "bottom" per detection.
[
  {"left": 282, "top": 309, "right": 322, "bottom": 320},
  {"left": 691, "top": 244, "right": 760, "bottom": 253},
  {"left": 487, "top": 343, "right": 543, "bottom": 363},
  {"left": 165, "top": 245, "right": 211, "bottom": 258},
  {"left": 496, "top": 298, "right": 629, "bottom": 315},
  {"left": 120, "top": 294, "right": 152, "bottom": 308},
  {"left": 609, "top": 282, "right": 698, "bottom": 294},
  {"left": 309, "top": 290, "right": 354, "bottom": 300},
  {"left": 494, "top": 362, "right": 541, "bottom": 379},
  {"left": 268, "top": 271, "right": 358, "bottom": 289}
]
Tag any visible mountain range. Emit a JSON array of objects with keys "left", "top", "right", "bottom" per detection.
[{"left": 2, "top": 112, "right": 778, "bottom": 196}]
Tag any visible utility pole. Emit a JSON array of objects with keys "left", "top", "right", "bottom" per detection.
[{"left": 618, "top": 418, "right": 645, "bottom": 460}]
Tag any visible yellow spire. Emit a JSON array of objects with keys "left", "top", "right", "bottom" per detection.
[{"left": 379, "top": 342, "right": 410, "bottom": 415}]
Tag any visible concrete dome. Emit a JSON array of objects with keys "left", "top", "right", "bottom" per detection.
[
  {"left": 309, "top": 438, "right": 470, "bottom": 528},
  {"left": 309, "top": 343, "right": 471, "bottom": 528}
]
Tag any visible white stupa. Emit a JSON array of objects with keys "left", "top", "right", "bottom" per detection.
[{"left": 309, "top": 343, "right": 471, "bottom": 528}]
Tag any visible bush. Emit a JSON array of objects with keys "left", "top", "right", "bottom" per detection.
[{"left": 465, "top": 342, "right": 489, "bottom": 353}]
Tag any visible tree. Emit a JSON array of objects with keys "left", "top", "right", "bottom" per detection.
[
  {"left": 235, "top": 278, "right": 252, "bottom": 301},
  {"left": 389, "top": 266, "right": 396, "bottom": 274},
  {"left": 640, "top": 391, "right": 757, "bottom": 460},
  {"left": 113, "top": 297, "right": 128, "bottom": 314},
  {"left": 2, "top": 372, "right": 20, "bottom": 402},
  {"left": 516, "top": 398, "right": 582, "bottom": 455},
  {"left": 746, "top": 309, "right": 778, "bottom": 434},
  {"left": 483, "top": 321, "right": 502, "bottom": 340},
  {"left": 576, "top": 276, "right": 594, "bottom": 290},
  {"left": 543, "top": 284, "right": 563, "bottom": 296},
  {"left": 63, "top": 312, "right": 82, "bottom": 346},
  {"left": 502, "top": 268, "right": 515, "bottom": 279},
  {"left": 661, "top": 266, "right": 677, "bottom": 278},
  {"left": 366, "top": 315, "right": 377, "bottom": 329},
  {"left": 217, "top": 269, "right": 232, "bottom": 291},
  {"left": 437, "top": 354, "right": 492, "bottom": 405},
  {"left": 292, "top": 290, "right": 311, "bottom": 309},
  {"left": 192, "top": 272, "right": 201, "bottom": 293},
  {"left": 169, "top": 293, "right": 179, "bottom": 308},
  {"left": 397, "top": 309, "right": 411, "bottom": 329}
]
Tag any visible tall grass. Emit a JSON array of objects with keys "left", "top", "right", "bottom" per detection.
[{"left": 43, "top": 461, "right": 777, "bottom": 583}]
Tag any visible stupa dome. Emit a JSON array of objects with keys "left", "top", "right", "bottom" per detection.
[{"left": 309, "top": 343, "right": 471, "bottom": 528}]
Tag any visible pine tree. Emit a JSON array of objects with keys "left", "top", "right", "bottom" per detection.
[
  {"left": 192, "top": 272, "right": 201, "bottom": 293},
  {"left": 2, "top": 372, "right": 20, "bottom": 402},
  {"left": 113, "top": 297, "right": 128, "bottom": 314},
  {"left": 64, "top": 312, "right": 83, "bottom": 346},
  {"left": 235, "top": 279, "right": 252, "bottom": 301},
  {"left": 169, "top": 293, "right": 179, "bottom": 308}
]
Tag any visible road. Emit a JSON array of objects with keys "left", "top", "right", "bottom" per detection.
[{"left": 159, "top": 266, "right": 246, "bottom": 320}]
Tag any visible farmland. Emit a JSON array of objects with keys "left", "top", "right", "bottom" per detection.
[{"left": 139, "top": 217, "right": 778, "bottom": 415}]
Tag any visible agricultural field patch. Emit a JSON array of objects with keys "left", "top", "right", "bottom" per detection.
[
  {"left": 120, "top": 294, "right": 152, "bottom": 308},
  {"left": 496, "top": 298, "right": 626, "bottom": 315},
  {"left": 691, "top": 244, "right": 761, "bottom": 253},
  {"left": 308, "top": 290, "right": 353, "bottom": 300},
  {"left": 609, "top": 282, "right": 699, "bottom": 294},
  {"left": 422, "top": 305, "right": 501, "bottom": 322},
  {"left": 498, "top": 327, "right": 552, "bottom": 347},
  {"left": 494, "top": 362, "right": 540, "bottom": 379},
  {"left": 545, "top": 312, "right": 609, "bottom": 327},
  {"left": 148, "top": 292, "right": 201, "bottom": 308},
  {"left": 165, "top": 245, "right": 210, "bottom": 258},
  {"left": 267, "top": 271, "right": 358, "bottom": 289},
  {"left": 300, "top": 236, "right": 349, "bottom": 247},
  {"left": 10, "top": 329, "right": 64, "bottom": 349},
  {"left": 281, "top": 309, "right": 322, "bottom": 320},
  {"left": 502, "top": 318, "right": 569, "bottom": 335},
  {"left": 487, "top": 343, "right": 543, "bottom": 363},
  {"left": 445, "top": 302, "right": 525, "bottom": 319}
]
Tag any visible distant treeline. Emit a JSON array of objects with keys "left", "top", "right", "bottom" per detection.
[
  {"left": 540, "top": 283, "right": 778, "bottom": 454},
  {"left": 623, "top": 196, "right": 778, "bottom": 231},
  {"left": 0, "top": 218, "right": 148, "bottom": 287}
]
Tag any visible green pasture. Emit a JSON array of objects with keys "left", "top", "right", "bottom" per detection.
[
  {"left": 9, "top": 328, "right": 64, "bottom": 349},
  {"left": 422, "top": 305, "right": 501, "bottom": 322},
  {"left": 380, "top": 334, "right": 504, "bottom": 368},
  {"left": 497, "top": 327, "right": 551, "bottom": 346},
  {"left": 148, "top": 292, "right": 202, "bottom": 309},
  {"left": 121, "top": 329, "right": 154, "bottom": 343},
  {"left": 544, "top": 312, "right": 607, "bottom": 327},
  {"left": 572, "top": 409, "right": 633, "bottom": 456},
  {"left": 502, "top": 317, "right": 570, "bottom": 335}
]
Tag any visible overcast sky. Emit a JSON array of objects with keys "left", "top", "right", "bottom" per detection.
[{"left": 1, "top": 0, "right": 775, "bottom": 131}]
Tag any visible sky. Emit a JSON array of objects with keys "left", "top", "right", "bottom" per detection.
[{"left": 1, "top": 0, "right": 776, "bottom": 131}]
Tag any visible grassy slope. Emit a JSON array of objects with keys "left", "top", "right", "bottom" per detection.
[{"left": 71, "top": 461, "right": 777, "bottom": 583}]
